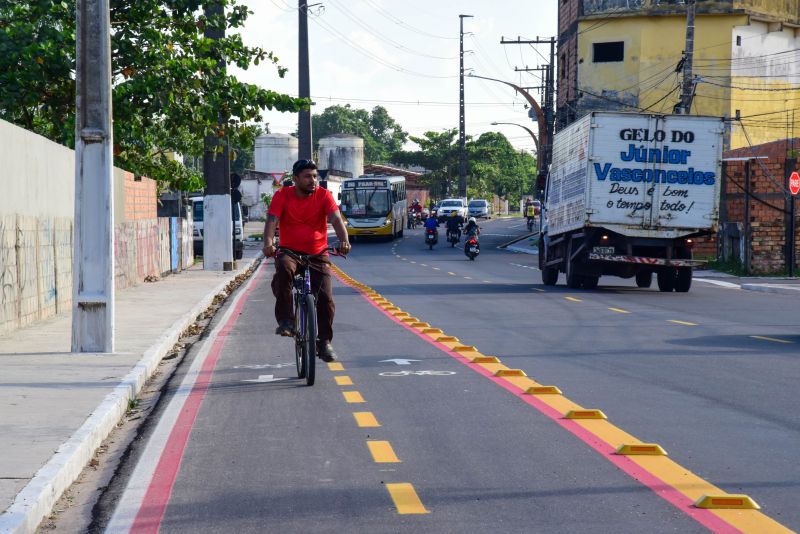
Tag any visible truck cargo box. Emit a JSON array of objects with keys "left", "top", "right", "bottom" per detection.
[{"left": 546, "top": 112, "right": 724, "bottom": 239}]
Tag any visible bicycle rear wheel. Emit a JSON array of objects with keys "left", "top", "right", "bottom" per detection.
[
  {"left": 294, "top": 296, "right": 305, "bottom": 378},
  {"left": 303, "top": 294, "right": 317, "bottom": 386}
]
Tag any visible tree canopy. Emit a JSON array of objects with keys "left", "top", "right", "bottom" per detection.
[
  {"left": 0, "top": 0, "right": 308, "bottom": 190},
  {"left": 394, "top": 129, "right": 537, "bottom": 200},
  {"left": 310, "top": 104, "right": 407, "bottom": 164}
]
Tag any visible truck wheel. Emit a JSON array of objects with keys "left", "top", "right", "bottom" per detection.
[
  {"left": 674, "top": 268, "right": 692, "bottom": 292},
  {"left": 541, "top": 266, "right": 558, "bottom": 286},
  {"left": 657, "top": 269, "right": 676, "bottom": 292},
  {"left": 566, "top": 241, "right": 582, "bottom": 289},
  {"left": 582, "top": 275, "right": 599, "bottom": 290},
  {"left": 636, "top": 271, "right": 652, "bottom": 288}
]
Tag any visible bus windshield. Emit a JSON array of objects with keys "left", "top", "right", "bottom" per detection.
[{"left": 340, "top": 189, "right": 390, "bottom": 218}]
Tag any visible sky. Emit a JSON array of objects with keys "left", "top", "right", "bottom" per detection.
[{"left": 231, "top": 0, "right": 558, "bottom": 156}]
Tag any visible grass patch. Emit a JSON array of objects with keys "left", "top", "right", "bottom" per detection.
[{"left": 702, "top": 256, "right": 794, "bottom": 277}]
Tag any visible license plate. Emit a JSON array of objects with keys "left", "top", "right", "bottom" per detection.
[
  {"left": 593, "top": 246, "right": 615, "bottom": 255},
  {"left": 469, "top": 247, "right": 477, "bottom": 253}
]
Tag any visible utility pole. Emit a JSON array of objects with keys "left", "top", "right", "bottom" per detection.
[
  {"left": 785, "top": 157, "right": 797, "bottom": 276},
  {"left": 501, "top": 36, "right": 556, "bottom": 189},
  {"left": 675, "top": 0, "right": 696, "bottom": 114},
  {"left": 458, "top": 14, "right": 473, "bottom": 198},
  {"left": 298, "top": 1, "right": 312, "bottom": 159},
  {"left": 73, "top": 0, "right": 114, "bottom": 353},
  {"left": 203, "top": 1, "right": 233, "bottom": 271}
]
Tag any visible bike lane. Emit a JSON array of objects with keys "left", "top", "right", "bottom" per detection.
[{"left": 105, "top": 258, "right": 706, "bottom": 533}]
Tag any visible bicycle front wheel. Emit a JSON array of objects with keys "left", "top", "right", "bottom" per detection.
[
  {"left": 303, "top": 294, "right": 317, "bottom": 386},
  {"left": 294, "top": 296, "right": 304, "bottom": 378}
]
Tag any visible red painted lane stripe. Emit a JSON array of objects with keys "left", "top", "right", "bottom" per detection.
[
  {"left": 130, "top": 264, "right": 266, "bottom": 533},
  {"left": 333, "top": 271, "right": 740, "bottom": 534}
]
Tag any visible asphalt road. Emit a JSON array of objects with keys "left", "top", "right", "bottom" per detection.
[{"left": 102, "top": 217, "right": 800, "bottom": 533}]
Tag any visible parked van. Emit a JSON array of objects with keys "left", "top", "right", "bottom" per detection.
[{"left": 191, "top": 196, "right": 244, "bottom": 260}]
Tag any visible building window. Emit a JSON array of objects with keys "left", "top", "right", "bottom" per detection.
[
  {"left": 593, "top": 41, "right": 624, "bottom": 63},
  {"left": 736, "top": 35, "right": 742, "bottom": 46}
]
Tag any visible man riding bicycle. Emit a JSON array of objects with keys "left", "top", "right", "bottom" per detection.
[{"left": 262, "top": 159, "right": 351, "bottom": 362}]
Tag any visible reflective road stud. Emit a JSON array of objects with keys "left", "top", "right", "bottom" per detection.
[
  {"left": 526, "top": 386, "right": 562, "bottom": 395},
  {"left": 694, "top": 494, "right": 761, "bottom": 510},
  {"left": 564, "top": 409, "right": 608, "bottom": 420},
  {"left": 495, "top": 369, "right": 527, "bottom": 377},
  {"left": 616, "top": 443, "right": 668, "bottom": 456}
]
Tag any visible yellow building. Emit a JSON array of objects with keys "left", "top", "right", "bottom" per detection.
[{"left": 557, "top": 0, "right": 800, "bottom": 149}]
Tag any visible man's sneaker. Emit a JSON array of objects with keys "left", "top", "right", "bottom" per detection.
[
  {"left": 316, "top": 341, "right": 337, "bottom": 363},
  {"left": 275, "top": 320, "right": 295, "bottom": 337}
]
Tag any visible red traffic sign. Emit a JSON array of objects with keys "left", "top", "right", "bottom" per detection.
[{"left": 790, "top": 171, "right": 800, "bottom": 196}]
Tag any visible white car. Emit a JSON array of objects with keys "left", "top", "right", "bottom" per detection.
[{"left": 437, "top": 198, "right": 468, "bottom": 221}]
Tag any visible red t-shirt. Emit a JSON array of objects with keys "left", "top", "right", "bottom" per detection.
[{"left": 269, "top": 186, "right": 338, "bottom": 254}]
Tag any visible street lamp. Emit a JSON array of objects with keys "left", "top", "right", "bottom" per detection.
[
  {"left": 467, "top": 73, "right": 548, "bottom": 173},
  {"left": 491, "top": 121, "right": 539, "bottom": 154}
]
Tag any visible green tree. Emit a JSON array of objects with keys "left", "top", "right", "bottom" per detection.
[
  {"left": 311, "top": 104, "right": 407, "bottom": 164},
  {"left": 0, "top": 0, "right": 308, "bottom": 191},
  {"left": 393, "top": 129, "right": 459, "bottom": 198}
]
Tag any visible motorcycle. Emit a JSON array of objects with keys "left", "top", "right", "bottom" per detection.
[
  {"left": 425, "top": 228, "right": 438, "bottom": 250},
  {"left": 464, "top": 235, "right": 480, "bottom": 260},
  {"left": 407, "top": 210, "right": 420, "bottom": 229},
  {"left": 526, "top": 216, "right": 535, "bottom": 232},
  {"left": 447, "top": 229, "right": 460, "bottom": 247}
]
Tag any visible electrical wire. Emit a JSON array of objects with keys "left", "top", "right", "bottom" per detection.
[{"left": 361, "top": 0, "right": 459, "bottom": 40}]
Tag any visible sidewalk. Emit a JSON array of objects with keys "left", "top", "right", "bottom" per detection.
[{"left": 0, "top": 257, "right": 259, "bottom": 534}]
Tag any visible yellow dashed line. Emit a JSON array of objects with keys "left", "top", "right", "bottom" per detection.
[
  {"left": 410, "top": 261, "right": 416, "bottom": 264},
  {"left": 367, "top": 441, "right": 401, "bottom": 463},
  {"left": 669, "top": 320, "right": 697, "bottom": 326},
  {"left": 342, "top": 391, "right": 365, "bottom": 403},
  {"left": 386, "top": 483, "right": 430, "bottom": 514},
  {"left": 432, "top": 267, "right": 441, "bottom": 271},
  {"left": 608, "top": 307, "right": 631, "bottom": 314},
  {"left": 750, "top": 335, "right": 793, "bottom": 344},
  {"left": 565, "top": 296, "right": 582, "bottom": 302},
  {"left": 420, "top": 263, "right": 428, "bottom": 267},
  {"left": 334, "top": 375, "right": 353, "bottom": 386},
  {"left": 328, "top": 362, "right": 344, "bottom": 371},
  {"left": 464, "top": 276, "right": 472, "bottom": 280},
  {"left": 483, "top": 280, "right": 492, "bottom": 283},
  {"left": 353, "top": 412, "right": 381, "bottom": 427},
  {"left": 447, "top": 272, "right": 456, "bottom": 276},
  {"left": 532, "top": 288, "right": 545, "bottom": 292}
]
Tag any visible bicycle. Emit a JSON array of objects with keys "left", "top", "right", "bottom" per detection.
[{"left": 278, "top": 246, "right": 344, "bottom": 386}]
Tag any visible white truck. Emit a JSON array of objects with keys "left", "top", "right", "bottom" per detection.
[{"left": 539, "top": 112, "right": 724, "bottom": 292}]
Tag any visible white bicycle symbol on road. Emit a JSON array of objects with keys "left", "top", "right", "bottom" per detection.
[{"left": 379, "top": 370, "right": 457, "bottom": 377}]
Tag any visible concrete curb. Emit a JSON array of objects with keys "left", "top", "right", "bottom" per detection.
[
  {"left": 505, "top": 244, "right": 539, "bottom": 256},
  {"left": 741, "top": 283, "right": 800, "bottom": 296},
  {"left": 0, "top": 257, "right": 261, "bottom": 534}
]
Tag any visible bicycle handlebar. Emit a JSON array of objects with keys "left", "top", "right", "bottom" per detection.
[{"left": 277, "top": 246, "right": 347, "bottom": 263}]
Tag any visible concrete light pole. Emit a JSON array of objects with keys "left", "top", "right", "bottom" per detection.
[
  {"left": 298, "top": 1, "right": 313, "bottom": 159},
  {"left": 72, "top": 0, "right": 114, "bottom": 353},
  {"left": 458, "top": 14, "right": 473, "bottom": 198}
]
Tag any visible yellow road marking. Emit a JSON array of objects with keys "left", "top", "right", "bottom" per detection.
[
  {"left": 386, "top": 483, "right": 429, "bottom": 514},
  {"left": 565, "top": 296, "right": 582, "bottom": 302},
  {"left": 342, "top": 391, "right": 365, "bottom": 403},
  {"left": 367, "top": 441, "right": 401, "bottom": 463},
  {"left": 334, "top": 376, "right": 353, "bottom": 386},
  {"left": 334, "top": 266, "right": 791, "bottom": 532},
  {"left": 353, "top": 412, "right": 381, "bottom": 427},
  {"left": 483, "top": 280, "right": 492, "bottom": 283},
  {"left": 410, "top": 261, "right": 416, "bottom": 264},
  {"left": 327, "top": 362, "right": 344, "bottom": 371},
  {"left": 750, "top": 335, "right": 793, "bottom": 344},
  {"left": 420, "top": 263, "right": 428, "bottom": 267},
  {"left": 464, "top": 276, "right": 472, "bottom": 280},
  {"left": 447, "top": 272, "right": 456, "bottom": 276},
  {"left": 432, "top": 267, "right": 440, "bottom": 271},
  {"left": 532, "top": 288, "right": 545, "bottom": 292},
  {"left": 669, "top": 320, "right": 697, "bottom": 326}
]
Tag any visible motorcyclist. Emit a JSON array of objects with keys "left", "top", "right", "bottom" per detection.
[
  {"left": 410, "top": 198, "right": 423, "bottom": 214},
  {"left": 464, "top": 217, "right": 480, "bottom": 255},
  {"left": 445, "top": 210, "right": 463, "bottom": 241},
  {"left": 424, "top": 212, "right": 439, "bottom": 237},
  {"left": 525, "top": 199, "right": 536, "bottom": 222}
]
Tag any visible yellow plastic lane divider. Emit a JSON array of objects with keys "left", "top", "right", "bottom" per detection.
[{"left": 328, "top": 262, "right": 791, "bottom": 533}]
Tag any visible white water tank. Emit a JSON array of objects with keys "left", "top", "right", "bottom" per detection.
[
  {"left": 254, "top": 133, "right": 298, "bottom": 175},
  {"left": 318, "top": 134, "right": 364, "bottom": 182}
]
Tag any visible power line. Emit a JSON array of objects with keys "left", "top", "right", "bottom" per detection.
[
  {"left": 327, "top": 0, "right": 458, "bottom": 60},
  {"left": 361, "top": 0, "right": 459, "bottom": 40}
]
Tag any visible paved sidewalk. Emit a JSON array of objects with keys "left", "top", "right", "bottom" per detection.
[{"left": 0, "top": 257, "right": 260, "bottom": 534}]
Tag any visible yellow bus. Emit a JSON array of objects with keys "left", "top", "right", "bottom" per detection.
[{"left": 340, "top": 175, "right": 407, "bottom": 240}]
